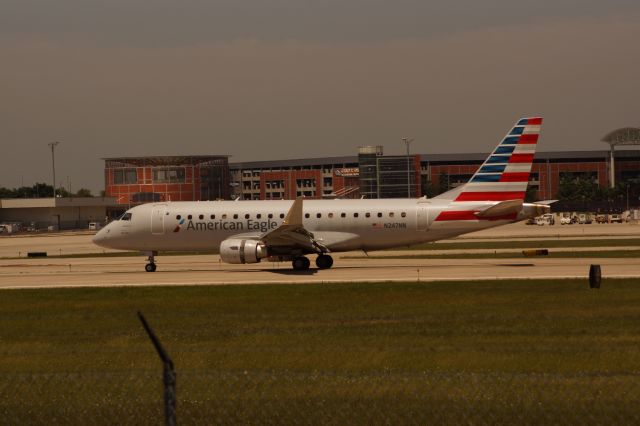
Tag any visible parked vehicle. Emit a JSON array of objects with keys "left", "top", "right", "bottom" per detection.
[
  {"left": 595, "top": 214, "right": 607, "bottom": 224},
  {"left": 560, "top": 215, "right": 572, "bottom": 225},
  {"left": 88, "top": 222, "right": 102, "bottom": 231},
  {"left": 609, "top": 214, "right": 623, "bottom": 223},
  {"left": 577, "top": 213, "right": 592, "bottom": 224}
]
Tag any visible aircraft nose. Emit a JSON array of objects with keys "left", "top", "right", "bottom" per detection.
[{"left": 92, "top": 226, "right": 111, "bottom": 247}]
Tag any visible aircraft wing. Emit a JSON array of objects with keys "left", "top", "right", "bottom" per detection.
[{"left": 228, "top": 198, "right": 329, "bottom": 253}]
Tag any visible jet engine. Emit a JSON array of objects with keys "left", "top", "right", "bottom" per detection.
[{"left": 219, "top": 239, "right": 268, "bottom": 264}]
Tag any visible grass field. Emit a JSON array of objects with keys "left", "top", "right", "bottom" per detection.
[
  {"left": 346, "top": 248, "right": 640, "bottom": 259},
  {"left": 2, "top": 279, "right": 640, "bottom": 424}
]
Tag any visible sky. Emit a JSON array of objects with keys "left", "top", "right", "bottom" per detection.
[{"left": 1, "top": 0, "right": 639, "bottom": 193}]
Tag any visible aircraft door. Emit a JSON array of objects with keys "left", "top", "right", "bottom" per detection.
[
  {"left": 417, "top": 203, "right": 430, "bottom": 231},
  {"left": 151, "top": 205, "right": 166, "bottom": 235}
]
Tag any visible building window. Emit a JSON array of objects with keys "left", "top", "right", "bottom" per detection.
[
  {"left": 113, "top": 168, "right": 137, "bottom": 184},
  {"left": 153, "top": 167, "right": 186, "bottom": 183}
]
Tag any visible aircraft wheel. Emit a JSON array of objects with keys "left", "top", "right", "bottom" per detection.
[
  {"left": 316, "top": 254, "right": 334, "bottom": 269},
  {"left": 292, "top": 256, "right": 310, "bottom": 271},
  {"left": 145, "top": 263, "right": 157, "bottom": 272}
]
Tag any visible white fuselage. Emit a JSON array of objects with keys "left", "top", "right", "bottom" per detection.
[{"left": 93, "top": 198, "right": 529, "bottom": 253}]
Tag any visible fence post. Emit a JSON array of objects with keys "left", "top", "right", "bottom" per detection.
[{"left": 138, "top": 311, "right": 176, "bottom": 426}]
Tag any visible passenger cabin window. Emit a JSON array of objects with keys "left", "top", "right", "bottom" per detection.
[
  {"left": 210, "top": 214, "right": 215, "bottom": 219},
  {"left": 188, "top": 215, "right": 193, "bottom": 220},
  {"left": 176, "top": 215, "right": 181, "bottom": 220},
  {"left": 354, "top": 213, "right": 359, "bottom": 218},
  {"left": 121, "top": 213, "right": 132, "bottom": 221},
  {"left": 268, "top": 214, "right": 273, "bottom": 219},
  {"left": 401, "top": 212, "right": 407, "bottom": 218},
  {"left": 280, "top": 213, "right": 285, "bottom": 219},
  {"left": 328, "top": 213, "right": 334, "bottom": 218},
  {"left": 341, "top": 213, "right": 346, "bottom": 218},
  {"left": 365, "top": 213, "right": 371, "bottom": 218},
  {"left": 317, "top": 213, "right": 322, "bottom": 218},
  {"left": 233, "top": 214, "right": 238, "bottom": 219},
  {"left": 222, "top": 214, "right": 227, "bottom": 219},
  {"left": 199, "top": 215, "right": 204, "bottom": 220},
  {"left": 305, "top": 213, "right": 310, "bottom": 219},
  {"left": 377, "top": 212, "right": 382, "bottom": 218},
  {"left": 389, "top": 212, "right": 394, "bottom": 218},
  {"left": 257, "top": 214, "right": 262, "bottom": 219},
  {"left": 245, "top": 214, "right": 250, "bottom": 219}
]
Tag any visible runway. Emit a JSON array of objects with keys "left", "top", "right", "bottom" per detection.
[
  {"left": 0, "top": 253, "right": 635, "bottom": 289},
  {"left": 1, "top": 221, "right": 639, "bottom": 289}
]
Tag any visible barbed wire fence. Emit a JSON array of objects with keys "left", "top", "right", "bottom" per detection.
[
  {"left": 1, "top": 369, "right": 640, "bottom": 424},
  {"left": 0, "top": 312, "right": 638, "bottom": 424}
]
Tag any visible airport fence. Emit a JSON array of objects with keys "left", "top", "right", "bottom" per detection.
[{"left": 1, "top": 368, "right": 640, "bottom": 424}]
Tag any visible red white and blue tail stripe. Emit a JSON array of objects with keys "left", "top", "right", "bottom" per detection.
[{"left": 435, "top": 117, "right": 542, "bottom": 203}]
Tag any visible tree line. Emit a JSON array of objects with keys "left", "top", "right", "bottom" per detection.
[{"left": 0, "top": 183, "right": 93, "bottom": 199}]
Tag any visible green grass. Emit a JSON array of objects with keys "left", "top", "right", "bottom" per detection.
[
  {"left": 402, "top": 237, "right": 640, "bottom": 251},
  {"left": 1, "top": 280, "right": 640, "bottom": 423},
  {"left": 346, "top": 249, "right": 640, "bottom": 259}
]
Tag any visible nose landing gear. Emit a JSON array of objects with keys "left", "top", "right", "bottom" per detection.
[{"left": 144, "top": 252, "right": 157, "bottom": 272}]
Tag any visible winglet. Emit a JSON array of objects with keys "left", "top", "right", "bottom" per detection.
[{"left": 283, "top": 197, "right": 304, "bottom": 226}]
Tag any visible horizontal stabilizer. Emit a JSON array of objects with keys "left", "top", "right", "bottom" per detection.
[{"left": 475, "top": 200, "right": 523, "bottom": 218}]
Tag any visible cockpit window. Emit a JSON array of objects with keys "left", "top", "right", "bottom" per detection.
[{"left": 121, "top": 212, "right": 132, "bottom": 221}]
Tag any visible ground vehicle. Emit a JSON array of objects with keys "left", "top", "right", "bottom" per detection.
[
  {"left": 578, "top": 213, "right": 592, "bottom": 224},
  {"left": 560, "top": 215, "right": 572, "bottom": 225},
  {"left": 536, "top": 213, "right": 555, "bottom": 226},
  {"left": 595, "top": 214, "right": 607, "bottom": 223},
  {"left": 88, "top": 222, "right": 102, "bottom": 231},
  {"left": 609, "top": 214, "right": 622, "bottom": 223},
  {"left": 0, "top": 225, "right": 7, "bottom": 234}
]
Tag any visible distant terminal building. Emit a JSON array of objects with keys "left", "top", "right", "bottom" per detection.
[
  {"left": 230, "top": 146, "right": 421, "bottom": 201},
  {"left": 230, "top": 149, "right": 640, "bottom": 201},
  {"left": 104, "top": 156, "right": 230, "bottom": 206},
  {"left": 0, "top": 197, "right": 118, "bottom": 231}
]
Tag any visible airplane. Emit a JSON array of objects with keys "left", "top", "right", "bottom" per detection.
[{"left": 93, "top": 117, "right": 550, "bottom": 272}]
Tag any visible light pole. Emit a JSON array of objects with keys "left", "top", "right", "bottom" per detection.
[
  {"left": 402, "top": 138, "right": 414, "bottom": 198},
  {"left": 48, "top": 141, "right": 60, "bottom": 198}
]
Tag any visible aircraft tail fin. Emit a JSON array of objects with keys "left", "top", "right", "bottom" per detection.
[{"left": 434, "top": 117, "right": 543, "bottom": 202}]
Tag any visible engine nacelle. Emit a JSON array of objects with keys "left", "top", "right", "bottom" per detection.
[{"left": 219, "top": 239, "right": 268, "bottom": 264}]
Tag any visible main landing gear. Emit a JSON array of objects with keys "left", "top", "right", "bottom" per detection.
[
  {"left": 145, "top": 253, "right": 157, "bottom": 272},
  {"left": 291, "top": 255, "right": 334, "bottom": 271}
]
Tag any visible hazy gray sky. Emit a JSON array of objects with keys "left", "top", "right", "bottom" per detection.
[{"left": 1, "top": 1, "right": 639, "bottom": 192}]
